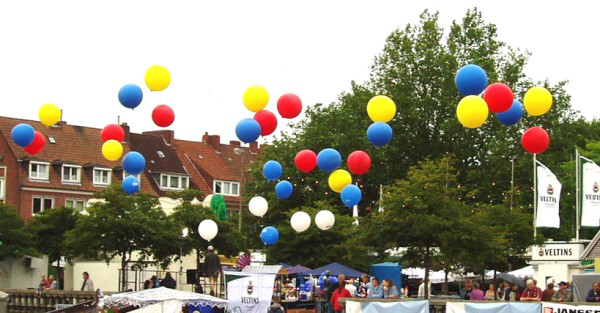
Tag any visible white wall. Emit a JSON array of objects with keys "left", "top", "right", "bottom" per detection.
[
  {"left": 533, "top": 263, "right": 578, "bottom": 287},
  {"left": 0, "top": 256, "right": 48, "bottom": 289}
]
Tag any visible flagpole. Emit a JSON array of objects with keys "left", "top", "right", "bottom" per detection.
[
  {"left": 533, "top": 153, "right": 537, "bottom": 239},
  {"left": 576, "top": 148, "right": 580, "bottom": 241}
]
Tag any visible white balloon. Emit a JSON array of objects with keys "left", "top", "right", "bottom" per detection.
[
  {"left": 198, "top": 219, "right": 218, "bottom": 241},
  {"left": 315, "top": 210, "right": 335, "bottom": 230},
  {"left": 290, "top": 211, "right": 311, "bottom": 233},
  {"left": 249, "top": 196, "right": 268, "bottom": 217},
  {"left": 202, "top": 194, "right": 213, "bottom": 208}
]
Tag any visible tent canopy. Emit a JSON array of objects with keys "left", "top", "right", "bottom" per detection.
[
  {"left": 242, "top": 265, "right": 285, "bottom": 274},
  {"left": 371, "top": 262, "right": 402, "bottom": 288},
  {"left": 306, "top": 263, "right": 365, "bottom": 277},
  {"left": 287, "top": 265, "right": 312, "bottom": 275},
  {"left": 103, "top": 287, "right": 228, "bottom": 308}
]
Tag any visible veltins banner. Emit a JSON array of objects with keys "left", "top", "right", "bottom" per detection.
[
  {"left": 542, "top": 301, "right": 600, "bottom": 313},
  {"left": 226, "top": 272, "right": 276, "bottom": 313},
  {"left": 536, "top": 164, "right": 561, "bottom": 228},
  {"left": 582, "top": 162, "right": 600, "bottom": 227}
]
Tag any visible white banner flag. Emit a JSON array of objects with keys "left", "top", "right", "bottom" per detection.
[
  {"left": 536, "top": 164, "right": 561, "bottom": 228},
  {"left": 226, "top": 272, "right": 276, "bottom": 313},
  {"left": 582, "top": 162, "right": 600, "bottom": 226}
]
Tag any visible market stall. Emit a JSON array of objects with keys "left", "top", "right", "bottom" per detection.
[{"left": 103, "top": 287, "right": 228, "bottom": 313}]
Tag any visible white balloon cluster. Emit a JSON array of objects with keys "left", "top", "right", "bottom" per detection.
[
  {"left": 315, "top": 210, "right": 335, "bottom": 230},
  {"left": 198, "top": 219, "right": 218, "bottom": 241},
  {"left": 290, "top": 209, "right": 335, "bottom": 232},
  {"left": 249, "top": 196, "right": 268, "bottom": 217}
]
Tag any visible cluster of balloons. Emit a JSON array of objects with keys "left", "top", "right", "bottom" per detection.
[
  {"left": 118, "top": 65, "right": 175, "bottom": 128},
  {"left": 454, "top": 64, "right": 554, "bottom": 154},
  {"left": 290, "top": 209, "right": 335, "bottom": 233},
  {"left": 367, "top": 95, "right": 396, "bottom": 146},
  {"left": 235, "top": 86, "right": 303, "bottom": 143},
  {"left": 99, "top": 124, "right": 146, "bottom": 194},
  {"left": 10, "top": 104, "right": 63, "bottom": 155}
]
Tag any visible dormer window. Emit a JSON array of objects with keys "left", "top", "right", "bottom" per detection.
[
  {"left": 159, "top": 174, "right": 189, "bottom": 191},
  {"left": 29, "top": 161, "right": 50, "bottom": 181},
  {"left": 93, "top": 167, "right": 112, "bottom": 186},
  {"left": 62, "top": 165, "right": 81, "bottom": 184},
  {"left": 157, "top": 151, "right": 165, "bottom": 158},
  {"left": 214, "top": 180, "right": 240, "bottom": 196}
]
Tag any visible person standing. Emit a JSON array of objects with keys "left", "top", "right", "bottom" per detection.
[
  {"left": 345, "top": 278, "right": 357, "bottom": 296},
  {"left": 542, "top": 283, "right": 555, "bottom": 301},
  {"left": 418, "top": 279, "right": 431, "bottom": 298},
  {"left": 552, "top": 282, "right": 573, "bottom": 302},
  {"left": 161, "top": 273, "right": 176, "bottom": 289},
  {"left": 586, "top": 282, "right": 600, "bottom": 302},
  {"left": 485, "top": 283, "right": 496, "bottom": 300},
  {"left": 383, "top": 280, "right": 400, "bottom": 299},
  {"left": 462, "top": 280, "right": 473, "bottom": 300},
  {"left": 358, "top": 275, "right": 370, "bottom": 298},
  {"left": 47, "top": 275, "right": 58, "bottom": 290},
  {"left": 81, "top": 272, "right": 94, "bottom": 291},
  {"left": 368, "top": 278, "right": 384, "bottom": 298},
  {"left": 204, "top": 246, "right": 222, "bottom": 295},
  {"left": 331, "top": 278, "right": 352, "bottom": 313},
  {"left": 520, "top": 279, "right": 542, "bottom": 301},
  {"left": 469, "top": 282, "right": 485, "bottom": 300}
]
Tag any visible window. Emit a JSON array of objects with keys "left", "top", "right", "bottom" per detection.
[
  {"left": 65, "top": 199, "right": 85, "bottom": 211},
  {"left": 93, "top": 168, "right": 112, "bottom": 186},
  {"left": 62, "top": 165, "right": 81, "bottom": 184},
  {"left": 159, "top": 174, "right": 189, "bottom": 190},
  {"left": 214, "top": 180, "right": 240, "bottom": 196},
  {"left": 29, "top": 162, "right": 49, "bottom": 181},
  {"left": 157, "top": 151, "right": 165, "bottom": 158},
  {"left": 0, "top": 178, "right": 5, "bottom": 201},
  {"left": 32, "top": 197, "right": 53, "bottom": 215},
  {"left": 48, "top": 137, "right": 56, "bottom": 144}
]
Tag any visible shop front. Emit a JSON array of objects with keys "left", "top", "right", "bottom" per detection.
[{"left": 529, "top": 242, "right": 585, "bottom": 285}]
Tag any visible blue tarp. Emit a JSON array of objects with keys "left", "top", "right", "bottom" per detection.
[
  {"left": 305, "top": 263, "right": 365, "bottom": 277},
  {"left": 371, "top": 262, "right": 402, "bottom": 289}
]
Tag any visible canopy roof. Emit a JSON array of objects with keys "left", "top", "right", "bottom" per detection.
[
  {"left": 103, "top": 287, "right": 228, "bottom": 308},
  {"left": 306, "top": 263, "right": 365, "bottom": 277},
  {"left": 287, "top": 265, "right": 312, "bottom": 275},
  {"left": 242, "top": 265, "right": 285, "bottom": 274}
]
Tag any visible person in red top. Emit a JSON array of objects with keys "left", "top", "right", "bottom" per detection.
[
  {"left": 520, "top": 279, "right": 542, "bottom": 301},
  {"left": 331, "top": 277, "right": 352, "bottom": 313}
]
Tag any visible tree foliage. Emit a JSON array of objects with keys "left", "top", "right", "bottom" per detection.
[
  {"left": 0, "top": 206, "right": 36, "bottom": 261},
  {"left": 27, "top": 206, "right": 78, "bottom": 268}
]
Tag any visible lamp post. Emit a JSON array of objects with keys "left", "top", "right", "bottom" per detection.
[{"left": 234, "top": 148, "right": 244, "bottom": 232}]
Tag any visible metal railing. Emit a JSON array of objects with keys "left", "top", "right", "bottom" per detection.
[{"left": 0, "top": 289, "right": 97, "bottom": 313}]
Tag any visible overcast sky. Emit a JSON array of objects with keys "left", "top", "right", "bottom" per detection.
[{"left": 0, "top": 1, "right": 596, "bottom": 144}]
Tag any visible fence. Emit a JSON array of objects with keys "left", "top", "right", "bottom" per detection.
[{"left": 0, "top": 289, "right": 97, "bottom": 313}]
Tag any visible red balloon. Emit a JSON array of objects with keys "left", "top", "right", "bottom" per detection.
[
  {"left": 277, "top": 93, "right": 302, "bottom": 119},
  {"left": 254, "top": 110, "right": 278, "bottom": 136},
  {"left": 347, "top": 150, "right": 372, "bottom": 175},
  {"left": 25, "top": 131, "right": 47, "bottom": 155},
  {"left": 101, "top": 124, "right": 125, "bottom": 142},
  {"left": 522, "top": 126, "right": 550, "bottom": 154},
  {"left": 152, "top": 104, "right": 175, "bottom": 127},
  {"left": 294, "top": 149, "right": 317, "bottom": 173},
  {"left": 484, "top": 83, "right": 514, "bottom": 113}
]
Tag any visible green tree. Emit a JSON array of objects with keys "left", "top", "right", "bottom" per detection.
[
  {"left": 0, "top": 206, "right": 36, "bottom": 261},
  {"left": 28, "top": 206, "right": 78, "bottom": 287},
  {"left": 66, "top": 185, "right": 178, "bottom": 290}
]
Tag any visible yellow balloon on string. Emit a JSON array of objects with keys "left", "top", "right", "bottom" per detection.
[
  {"left": 102, "top": 139, "right": 123, "bottom": 161},
  {"left": 367, "top": 95, "right": 397, "bottom": 122},
  {"left": 145, "top": 65, "right": 171, "bottom": 91},
  {"left": 456, "top": 95, "right": 489, "bottom": 128},
  {"left": 524, "top": 87, "right": 552, "bottom": 116},
  {"left": 39, "top": 104, "right": 62, "bottom": 127},
  {"left": 328, "top": 169, "right": 352, "bottom": 193},
  {"left": 243, "top": 85, "right": 269, "bottom": 112}
]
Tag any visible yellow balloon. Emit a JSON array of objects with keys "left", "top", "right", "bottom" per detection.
[
  {"left": 145, "top": 65, "right": 171, "bottom": 91},
  {"left": 367, "top": 95, "right": 397, "bottom": 122},
  {"left": 328, "top": 169, "right": 352, "bottom": 193},
  {"left": 243, "top": 85, "right": 269, "bottom": 112},
  {"left": 456, "top": 95, "right": 489, "bottom": 128},
  {"left": 102, "top": 139, "right": 123, "bottom": 161},
  {"left": 524, "top": 87, "right": 552, "bottom": 116},
  {"left": 39, "top": 104, "right": 62, "bottom": 127}
]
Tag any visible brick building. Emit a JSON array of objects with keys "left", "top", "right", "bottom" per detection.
[{"left": 0, "top": 116, "right": 259, "bottom": 219}]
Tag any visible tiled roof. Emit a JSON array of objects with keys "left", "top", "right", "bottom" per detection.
[
  {"left": 129, "top": 133, "right": 186, "bottom": 175},
  {"left": 0, "top": 116, "right": 123, "bottom": 168},
  {"left": 173, "top": 140, "right": 240, "bottom": 181}
]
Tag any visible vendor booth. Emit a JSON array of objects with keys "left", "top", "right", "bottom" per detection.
[
  {"left": 371, "top": 262, "right": 402, "bottom": 289},
  {"left": 103, "top": 287, "right": 228, "bottom": 313},
  {"left": 306, "top": 263, "right": 365, "bottom": 277}
]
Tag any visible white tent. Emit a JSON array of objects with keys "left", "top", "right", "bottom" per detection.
[
  {"left": 103, "top": 287, "right": 228, "bottom": 308},
  {"left": 508, "top": 266, "right": 535, "bottom": 278}
]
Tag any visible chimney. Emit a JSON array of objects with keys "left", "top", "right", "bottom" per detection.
[
  {"left": 229, "top": 140, "right": 241, "bottom": 147},
  {"left": 143, "top": 130, "right": 174, "bottom": 144},
  {"left": 249, "top": 142, "right": 259, "bottom": 153},
  {"left": 121, "top": 123, "right": 130, "bottom": 141},
  {"left": 202, "top": 132, "right": 220, "bottom": 150}
]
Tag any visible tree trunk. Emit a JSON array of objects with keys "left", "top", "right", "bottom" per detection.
[
  {"left": 443, "top": 269, "right": 449, "bottom": 295},
  {"left": 424, "top": 247, "right": 430, "bottom": 299},
  {"left": 121, "top": 253, "right": 128, "bottom": 292}
]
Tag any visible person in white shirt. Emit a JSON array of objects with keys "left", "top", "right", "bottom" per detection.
[
  {"left": 418, "top": 279, "right": 431, "bottom": 298},
  {"left": 81, "top": 272, "right": 95, "bottom": 291},
  {"left": 345, "top": 278, "right": 358, "bottom": 296}
]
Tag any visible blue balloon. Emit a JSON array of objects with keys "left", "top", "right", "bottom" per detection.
[
  {"left": 11, "top": 123, "right": 35, "bottom": 147},
  {"left": 260, "top": 226, "right": 279, "bottom": 245},
  {"left": 122, "top": 175, "right": 141, "bottom": 194},
  {"left": 263, "top": 160, "right": 283, "bottom": 181},
  {"left": 496, "top": 99, "right": 524, "bottom": 126},
  {"left": 118, "top": 84, "right": 143, "bottom": 109},
  {"left": 367, "top": 122, "right": 393, "bottom": 146},
  {"left": 123, "top": 151, "right": 146, "bottom": 175},
  {"left": 236, "top": 118, "right": 262, "bottom": 143},
  {"left": 455, "top": 64, "right": 488, "bottom": 95},
  {"left": 317, "top": 148, "right": 342, "bottom": 172},
  {"left": 328, "top": 277, "right": 338, "bottom": 285},
  {"left": 275, "top": 180, "right": 294, "bottom": 199},
  {"left": 341, "top": 184, "right": 362, "bottom": 207}
]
